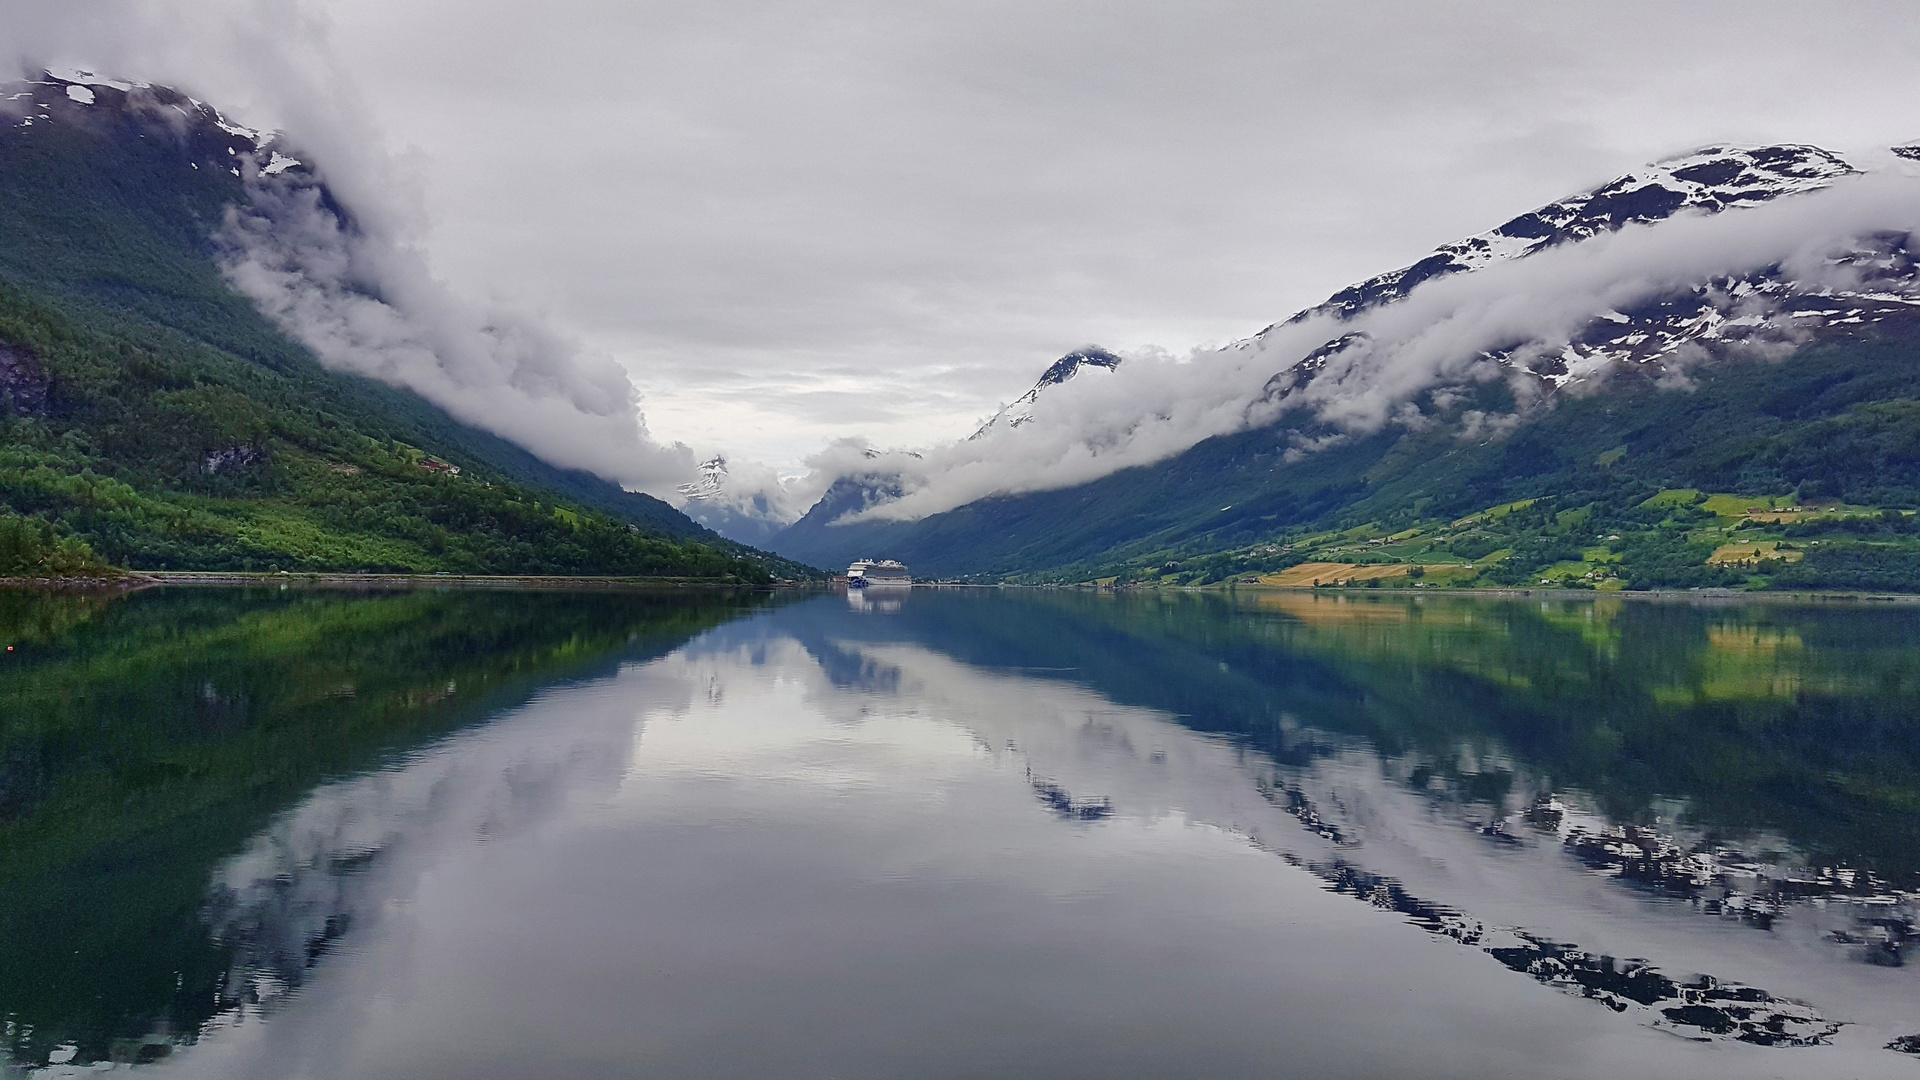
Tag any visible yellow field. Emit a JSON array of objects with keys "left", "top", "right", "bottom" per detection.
[
  {"left": 1260, "top": 562, "right": 1413, "bottom": 587},
  {"left": 1250, "top": 592, "right": 1415, "bottom": 621},
  {"left": 1707, "top": 541, "right": 1804, "bottom": 565}
]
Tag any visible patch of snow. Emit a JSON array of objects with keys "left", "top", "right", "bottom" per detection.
[
  {"left": 64, "top": 84, "right": 94, "bottom": 105},
  {"left": 214, "top": 116, "right": 271, "bottom": 148},
  {"left": 46, "top": 67, "right": 139, "bottom": 91}
]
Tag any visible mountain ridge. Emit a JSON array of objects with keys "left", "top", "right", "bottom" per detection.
[{"left": 766, "top": 142, "right": 1920, "bottom": 589}]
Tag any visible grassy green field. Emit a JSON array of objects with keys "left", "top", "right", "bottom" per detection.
[{"left": 1130, "top": 486, "right": 1920, "bottom": 593}]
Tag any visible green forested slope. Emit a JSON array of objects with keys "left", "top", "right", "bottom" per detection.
[
  {"left": 774, "top": 330, "right": 1920, "bottom": 590},
  {"left": 0, "top": 80, "right": 812, "bottom": 580}
]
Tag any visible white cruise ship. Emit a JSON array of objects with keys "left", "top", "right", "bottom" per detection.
[{"left": 846, "top": 559, "right": 911, "bottom": 587}]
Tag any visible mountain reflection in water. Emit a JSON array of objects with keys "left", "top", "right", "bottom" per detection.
[{"left": 1, "top": 587, "right": 1916, "bottom": 1077}]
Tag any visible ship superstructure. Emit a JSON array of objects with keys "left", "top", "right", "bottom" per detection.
[{"left": 846, "top": 559, "right": 911, "bottom": 587}]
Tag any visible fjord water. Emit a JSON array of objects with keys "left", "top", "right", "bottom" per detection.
[{"left": 2, "top": 588, "right": 1917, "bottom": 1078}]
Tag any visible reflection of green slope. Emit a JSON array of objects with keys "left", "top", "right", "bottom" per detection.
[
  {"left": 870, "top": 591, "right": 1920, "bottom": 882},
  {"left": 0, "top": 587, "right": 772, "bottom": 1068}
]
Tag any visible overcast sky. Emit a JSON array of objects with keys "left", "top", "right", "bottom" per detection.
[{"left": 14, "top": 1, "right": 1920, "bottom": 468}]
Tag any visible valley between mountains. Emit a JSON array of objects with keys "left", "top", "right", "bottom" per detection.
[{"left": 5, "top": 70, "right": 1920, "bottom": 595}]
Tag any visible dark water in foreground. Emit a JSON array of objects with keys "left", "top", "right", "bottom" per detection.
[{"left": 1, "top": 585, "right": 1917, "bottom": 1078}]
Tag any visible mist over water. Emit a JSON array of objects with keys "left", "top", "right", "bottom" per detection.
[{"left": 2, "top": 587, "right": 1917, "bottom": 1077}]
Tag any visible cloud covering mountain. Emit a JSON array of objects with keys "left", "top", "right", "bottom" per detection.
[
  {"left": 4, "top": 6, "right": 697, "bottom": 496},
  {"left": 217, "top": 145, "right": 695, "bottom": 492},
  {"left": 748, "top": 148, "right": 1920, "bottom": 531},
  {"left": 9, "top": 2, "right": 1920, "bottom": 521}
]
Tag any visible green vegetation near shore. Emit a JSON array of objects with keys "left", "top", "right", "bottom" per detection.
[
  {"left": 0, "top": 279, "right": 793, "bottom": 581},
  {"left": 937, "top": 334, "right": 1920, "bottom": 592},
  {"left": 1109, "top": 487, "right": 1920, "bottom": 592}
]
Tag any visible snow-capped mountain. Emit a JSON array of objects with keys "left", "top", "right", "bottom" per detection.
[
  {"left": 963, "top": 144, "right": 1910, "bottom": 443},
  {"left": 768, "top": 141, "right": 1920, "bottom": 573},
  {"left": 676, "top": 456, "right": 729, "bottom": 502},
  {"left": 970, "top": 346, "right": 1123, "bottom": 438},
  {"left": 674, "top": 453, "right": 848, "bottom": 547},
  {"left": 1257, "top": 144, "right": 1920, "bottom": 407},
  {"left": 1293, "top": 145, "right": 1857, "bottom": 325}
]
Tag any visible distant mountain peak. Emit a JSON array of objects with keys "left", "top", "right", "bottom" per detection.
[
  {"left": 971, "top": 345, "right": 1122, "bottom": 439},
  {"left": 677, "top": 456, "right": 728, "bottom": 501},
  {"left": 1034, "top": 345, "right": 1123, "bottom": 388}
]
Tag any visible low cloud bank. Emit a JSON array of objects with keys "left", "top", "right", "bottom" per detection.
[
  {"left": 219, "top": 172, "right": 694, "bottom": 492},
  {"left": 758, "top": 170, "right": 1920, "bottom": 526}
]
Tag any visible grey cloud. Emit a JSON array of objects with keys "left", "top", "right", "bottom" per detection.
[{"left": 217, "top": 177, "right": 694, "bottom": 488}]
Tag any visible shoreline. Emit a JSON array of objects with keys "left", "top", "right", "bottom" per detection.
[
  {"left": 1220, "top": 583, "right": 1920, "bottom": 604},
  {"left": 5, "top": 574, "right": 1916, "bottom": 604},
  {"left": 0, "top": 571, "right": 817, "bottom": 593},
  {"left": 1009, "top": 580, "right": 1920, "bottom": 604}
]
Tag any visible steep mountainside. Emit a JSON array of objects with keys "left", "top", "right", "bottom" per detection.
[
  {"left": 771, "top": 144, "right": 1920, "bottom": 589},
  {"left": 0, "top": 74, "right": 812, "bottom": 580}
]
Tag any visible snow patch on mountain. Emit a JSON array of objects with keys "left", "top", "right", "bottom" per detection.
[
  {"left": 677, "top": 457, "right": 728, "bottom": 502},
  {"left": 7, "top": 71, "right": 302, "bottom": 175}
]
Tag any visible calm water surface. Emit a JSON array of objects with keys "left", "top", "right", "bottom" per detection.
[{"left": 1, "top": 586, "right": 1917, "bottom": 1078}]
